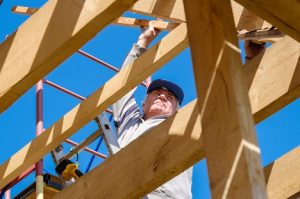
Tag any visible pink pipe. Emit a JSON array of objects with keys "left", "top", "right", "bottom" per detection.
[
  {"left": 43, "top": 79, "right": 113, "bottom": 114},
  {"left": 5, "top": 189, "right": 10, "bottom": 199},
  {"left": 43, "top": 79, "right": 85, "bottom": 101},
  {"left": 65, "top": 139, "right": 107, "bottom": 159},
  {"left": 77, "top": 50, "right": 120, "bottom": 72},
  {"left": 0, "top": 165, "right": 35, "bottom": 193},
  {"left": 36, "top": 80, "right": 44, "bottom": 176},
  {"left": 145, "top": 76, "right": 152, "bottom": 88},
  {"left": 77, "top": 49, "right": 147, "bottom": 87}
]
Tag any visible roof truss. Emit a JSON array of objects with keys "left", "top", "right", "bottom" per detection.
[{"left": 0, "top": 0, "right": 299, "bottom": 198}]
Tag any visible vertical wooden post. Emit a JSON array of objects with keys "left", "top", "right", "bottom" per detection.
[{"left": 183, "top": 0, "right": 267, "bottom": 198}]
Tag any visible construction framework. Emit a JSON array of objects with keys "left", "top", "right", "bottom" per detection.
[{"left": 0, "top": 0, "right": 299, "bottom": 198}]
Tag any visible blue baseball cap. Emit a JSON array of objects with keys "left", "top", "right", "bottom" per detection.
[{"left": 147, "top": 79, "right": 184, "bottom": 105}]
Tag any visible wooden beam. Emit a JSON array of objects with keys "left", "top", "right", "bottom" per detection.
[
  {"left": 233, "top": 1, "right": 270, "bottom": 31},
  {"left": 244, "top": 36, "right": 300, "bottom": 123},
  {"left": 131, "top": 0, "right": 271, "bottom": 30},
  {"left": 183, "top": 0, "right": 266, "bottom": 198},
  {"left": 131, "top": 0, "right": 185, "bottom": 23},
  {"left": 11, "top": 6, "right": 178, "bottom": 31},
  {"left": 264, "top": 146, "right": 300, "bottom": 199},
  {"left": 11, "top": 5, "right": 38, "bottom": 15},
  {"left": 54, "top": 101, "right": 300, "bottom": 199},
  {"left": 238, "top": 28, "right": 284, "bottom": 42},
  {"left": 112, "top": 17, "right": 178, "bottom": 31},
  {"left": 52, "top": 102, "right": 300, "bottom": 198},
  {"left": 53, "top": 100, "right": 203, "bottom": 199},
  {"left": 234, "top": 0, "right": 300, "bottom": 42},
  {"left": 0, "top": 0, "right": 138, "bottom": 113},
  {"left": 0, "top": 23, "right": 189, "bottom": 190}
]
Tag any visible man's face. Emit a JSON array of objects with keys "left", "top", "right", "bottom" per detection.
[{"left": 142, "top": 88, "right": 178, "bottom": 120}]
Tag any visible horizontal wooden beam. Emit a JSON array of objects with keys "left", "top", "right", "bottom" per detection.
[
  {"left": 112, "top": 17, "right": 178, "bottom": 31},
  {"left": 0, "top": 0, "right": 137, "bottom": 113},
  {"left": 238, "top": 28, "right": 284, "bottom": 41},
  {"left": 264, "top": 146, "right": 300, "bottom": 199},
  {"left": 11, "top": 6, "right": 178, "bottom": 31},
  {"left": 234, "top": 0, "right": 300, "bottom": 42},
  {"left": 243, "top": 36, "right": 300, "bottom": 123},
  {"left": 130, "top": 0, "right": 271, "bottom": 30},
  {"left": 0, "top": 23, "right": 189, "bottom": 190}
]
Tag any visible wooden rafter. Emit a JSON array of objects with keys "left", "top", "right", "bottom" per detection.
[
  {"left": 244, "top": 36, "right": 300, "bottom": 123},
  {"left": 11, "top": 6, "right": 178, "bottom": 31},
  {"left": 0, "top": 0, "right": 138, "bottom": 113},
  {"left": 183, "top": 0, "right": 266, "bottom": 198},
  {"left": 234, "top": 0, "right": 300, "bottom": 42},
  {"left": 265, "top": 146, "right": 300, "bottom": 199},
  {"left": 131, "top": 0, "right": 271, "bottom": 31},
  {"left": 0, "top": 23, "right": 189, "bottom": 190}
]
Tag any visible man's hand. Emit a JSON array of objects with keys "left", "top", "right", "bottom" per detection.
[
  {"left": 244, "top": 40, "right": 266, "bottom": 60},
  {"left": 137, "top": 21, "right": 160, "bottom": 48}
]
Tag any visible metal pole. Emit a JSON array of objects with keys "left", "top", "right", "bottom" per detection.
[
  {"left": 4, "top": 189, "right": 10, "bottom": 199},
  {"left": 65, "top": 139, "right": 107, "bottom": 159},
  {"left": 36, "top": 80, "right": 44, "bottom": 199}
]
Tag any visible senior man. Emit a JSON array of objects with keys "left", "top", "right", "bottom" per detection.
[{"left": 112, "top": 24, "right": 192, "bottom": 199}]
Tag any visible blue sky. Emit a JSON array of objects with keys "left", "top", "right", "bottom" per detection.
[{"left": 0, "top": 0, "right": 299, "bottom": 198}]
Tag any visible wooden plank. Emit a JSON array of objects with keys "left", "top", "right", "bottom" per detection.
[
  {"left": 131, "top": 0, "right": 186, "bottom": 23},
  {"left": 131, "top": 0, "right": 271, "bottom": 30},
  {"left": 53, "top": 100, "right": 203, "bottom": 199},
  {"left": 11, "top": 6, "right": 178, "bottom": 31},
  {"left": 238, "top": 28, "right": 284, "bottom": 42},
  {"left": 243, "top": 36, "right": 300, "bottom": 123},
  {"left": 0, "top": 23, "right": 189, "bottom": 190},
  {"left": 234, "top": 0, "right": 300, "bottom": 42},
  {"left": 11, "top": 5, "right": 38, "bottom": 15},
  {"left": 233, "top": 1, "right": 270, "bottom": 31},
  {"left": 183, "top": 0, "right": 267, "bottom": 198},
  {"left": 264, "top": 146, "right": 300, "bottom": 199},
  {"left": 112, "top": 17, "right": 178, "bottom": 31},
  {"left": 0, "top": 0, "right": 138, "bottom": 113}
]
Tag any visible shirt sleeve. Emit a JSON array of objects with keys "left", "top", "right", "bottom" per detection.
[{"left": 112, "top": 44, "right": 147, "bottom": 136}]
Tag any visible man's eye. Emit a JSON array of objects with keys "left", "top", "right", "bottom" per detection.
[{"left": 167, "top": 96, "right": 174, "bottom": 101}]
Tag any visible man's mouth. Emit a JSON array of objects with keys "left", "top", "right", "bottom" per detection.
[{"left": 154, "top": 101, "right": 166, "bottom": 107}]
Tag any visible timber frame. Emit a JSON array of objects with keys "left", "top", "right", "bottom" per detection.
[{"left": 0, "top": 0, "right": 299, "bottom": 198}]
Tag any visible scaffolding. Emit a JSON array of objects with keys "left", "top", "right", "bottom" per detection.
[{"left": 0, "top": 0, "right": 299, "bottom": 198}]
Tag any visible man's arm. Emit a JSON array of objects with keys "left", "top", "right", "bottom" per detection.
[
  {"left": 112, "top": 23, "right": 160, "bottom": 136},
  {"left": 244, "top": 40, "right": 266, "bottom": 63}
]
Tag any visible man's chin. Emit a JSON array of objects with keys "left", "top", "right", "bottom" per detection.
[{"left": 150, "top": 107, "right": 166, "bottom": 115}]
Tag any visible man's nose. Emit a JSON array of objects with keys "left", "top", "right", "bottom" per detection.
[{"left": 158, "top": 93, "right": 167, "bottom": 101}]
